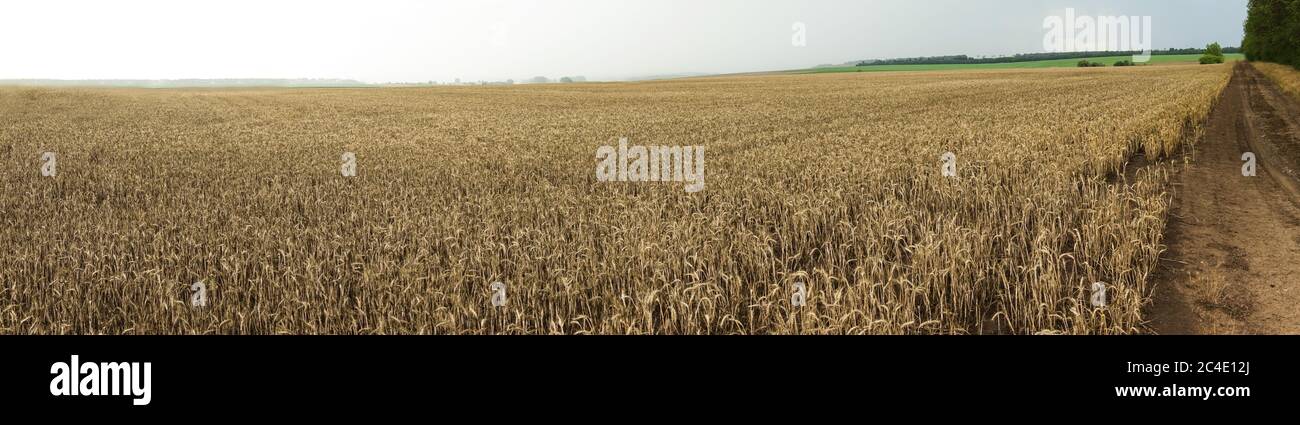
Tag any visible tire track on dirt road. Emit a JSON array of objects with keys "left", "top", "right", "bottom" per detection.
[{"left": 1148, "top": 62, "right": 1300, "bottom": 335}]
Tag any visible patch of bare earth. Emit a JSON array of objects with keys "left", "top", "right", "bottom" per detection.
[{"left": 1147, "top": 63, "right": 1300, "bottom": 335}]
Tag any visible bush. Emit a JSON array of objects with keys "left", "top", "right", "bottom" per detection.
[
  {"left": 1114, "top": 60, "right": 1136, "bottom": 67},
  {"left": 1200, "top": 42, "right": 1226, "bottom": 64},
  {"left": 1206, "top": 42, "right": 1224, "bottom": 57},
  {"left": 1078, "top": 60, "right": 1106, "bottom": 68}
]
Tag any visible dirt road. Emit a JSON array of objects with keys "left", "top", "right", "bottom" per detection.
[{"left": 1148, "top": 63, "right": 1300, "bottom": 334}]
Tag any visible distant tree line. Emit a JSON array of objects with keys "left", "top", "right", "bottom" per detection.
[
  {"left": 857, "top": 47, "right": 1240, "bottom": 67},
  {"left": 1243, "top": 0, "right": 1300, "bottom": 68},
  {"left": 1075, "top": 59, "right": 1138, "bottom": 68}
]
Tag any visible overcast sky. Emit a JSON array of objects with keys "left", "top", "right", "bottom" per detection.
[{"left": 0, "top": 0, "right": 1248, "bottom": 82}]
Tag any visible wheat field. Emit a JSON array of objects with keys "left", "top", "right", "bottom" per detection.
[{"left": 0, "top": 64, "right": 1231, "bottom": 334}]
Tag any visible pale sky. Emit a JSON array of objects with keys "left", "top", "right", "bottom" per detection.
[{"left": 0, "top": 0, "right": 1248, "bottom": 82}]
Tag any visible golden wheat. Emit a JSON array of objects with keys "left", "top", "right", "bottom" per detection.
[
  {"left": 0, "top": 64, "right": 1231, "bottom": 334},
  {"left": 1253, "top": 62, "right": 1300, "bottom": 102}
]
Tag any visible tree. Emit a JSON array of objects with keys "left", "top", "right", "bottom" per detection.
[{"left": 1243, "top": 0, "right": 1300, "bottom": 68}]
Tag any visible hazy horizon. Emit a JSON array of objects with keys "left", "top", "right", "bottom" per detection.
[{"left": 0, "top": 0, "right": 1248, "bottom": 83}]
